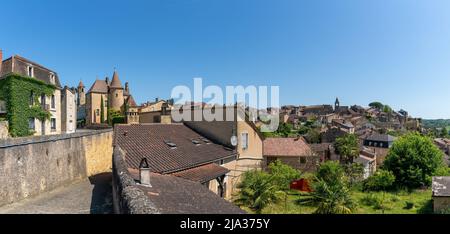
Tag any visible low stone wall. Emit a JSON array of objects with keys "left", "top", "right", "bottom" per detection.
[
  {"left": 0, "top": 121, "right": 8, "bottom": 139},
  {"left": 112, "top": 147, "right": 159, "bottom": 214},
  {"left": 0, "top": 129, "right": 113, "bottom": 207}
]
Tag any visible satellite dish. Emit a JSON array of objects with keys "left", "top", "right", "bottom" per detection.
[{"left": 230, "top": 136, "right": 238, "bottom": 146}]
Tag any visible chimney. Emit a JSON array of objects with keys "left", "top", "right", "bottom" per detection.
[
  {"left": 105, "top": 77, "right": 110, "bottom": 84},
  {"left": 139, "top": 158, "right": 151, "bottom": 187},
  {"left": 160, "top": 102, "right": 172, "bottom": 124},
  {"left": 125, "top": 82, "right": 129, "bottom": 93},
  {"left": 155, "top": 97, "right": 159, "bottom": 102}
]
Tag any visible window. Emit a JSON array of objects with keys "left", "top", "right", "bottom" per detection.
[
  {"left": 28, "top": 118, "right": 35, "bottom": 130},
  {"left": 28, "top": 66, "right": 34, "bottom": 77},
  {"left": 96, "top": 109, "right": 100, "bottom": 116},
  {"left": 29, "top": 91, "right": 34, "bottom": 106},
  {"left": 40, "top": 94, "right": 46, "bottom": 106},
  {"left": 241, "top": 132, "right": 249, "bottom": 150},
  {"left": 115, "top": 93, "right": 118, "bottom": 97},
  {"left": 51, "top": 95, "right": 55, "bottom": 109},
  {"left": 51, "top": 118, "right": 56, "bottom": 130},
  {"left": 300, "top": 157, "right": 307, "bottom": 164}
]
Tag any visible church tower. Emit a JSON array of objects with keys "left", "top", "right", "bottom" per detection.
[
  {"left": 108, "top": 70, "right": 124, "bottom": 112},
  {"left": 77, "top": 80, "right": 86, "bottom": 106},
  {"left": 335, "top": 97, "right": 340, "bottom": 111}
]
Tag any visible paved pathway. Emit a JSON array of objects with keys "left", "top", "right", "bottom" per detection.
[{"left": 0, "top": 173, "right": 113, "bottom": 214}]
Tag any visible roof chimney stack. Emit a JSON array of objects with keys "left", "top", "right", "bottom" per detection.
[{"left": 139, "top": 158, "right": 151, "bottom": 187}]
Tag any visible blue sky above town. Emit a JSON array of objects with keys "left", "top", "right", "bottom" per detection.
[{"left": 1, "top": 0, "right": 450, "bottom": 119}]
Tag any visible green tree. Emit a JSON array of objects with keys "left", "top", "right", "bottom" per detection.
[
  {"left": 383, "top": 133, "right": 445, "bottom": 188},
  {"left": 268, "top": 160, "right": 301, "bottom": 191},
  {"left": 278, "top": 123, "right": 293, "bottom": 137},
  {"left": 440, "top": 127, "right": 449, "bottom": 138},
  {"left": 369, "top": 102, "right": 384, "bottom": 110},
  {"left": 316, "top": 161, "right": 346, "bottom": 184},
  {"left": 305, "top": 129, "right": 321, "bottom": 144},
  {"left": 234, "top": 170, "right": 283, "bottom": 214},
  {"left": 298, "top": 161, "right": 355, "bottom": 214},
  {"left": 334, "top": 134, "right": 360, "bottom": 164},
  {"left": 343, "top": 163, "right": 365, "bottom": 187},
  {"left": 383, "top": 105, "right": 393, "bottom": 114}
]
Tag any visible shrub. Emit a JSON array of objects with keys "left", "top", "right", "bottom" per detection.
[
  {"left": 316, "top": 161, "right": 347, "bottom": 185},
  {"left": 404, "top": 201, "right": 414, "bottom": 210},
  {"left": 111, "top": 116, "right": 125, "bottom": 126},
  {"left": 363, "top": 169, "right": 395, "bottom": 191},
  {"left": 268, "top": 160, "right": 301, "bottom": 191}
]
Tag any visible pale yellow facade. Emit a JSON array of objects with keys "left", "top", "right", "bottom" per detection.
[
  {"left": 32, "top": 89, "right": 62, "bottom": 136},
  {"left": 86, "top": 93, "right": 108, "bottom": 125}
]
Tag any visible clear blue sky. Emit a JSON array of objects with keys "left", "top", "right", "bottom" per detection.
[{"left": 1, "top": 0, "right": 450, "bottom": 119}]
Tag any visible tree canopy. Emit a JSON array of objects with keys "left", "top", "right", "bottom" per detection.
[
  {"left": 383, "top": 133, "right": 446, "bottom": 188},
  {"left": 369, "top": 102, "right": 384, "bottom": 110},
  {"left": 334, "top": 134, "right": 360, "bottom": 164}
]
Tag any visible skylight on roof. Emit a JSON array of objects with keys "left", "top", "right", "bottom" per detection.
[
  {"left": 201, "top": 138, "right": 211, "bottom": 144},
  {"left": 192, "top": 139, "right": 201, "bottom": 145},
  {"left": 164, "top": 140, "right": 177, "bottom": 149}
]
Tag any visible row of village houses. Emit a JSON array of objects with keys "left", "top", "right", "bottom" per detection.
[{"left": 1, "top": 51, "right": 450, "bottom": 213}]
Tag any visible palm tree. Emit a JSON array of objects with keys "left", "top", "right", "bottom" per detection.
[
  {"left": 234, "top": 171, "right": 284, "bottom": 214},
  {"left": 298, "top": 177, "right": 356, "bottom": 214}
]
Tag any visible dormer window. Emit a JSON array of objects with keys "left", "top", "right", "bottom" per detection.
[
  {"left": 28, "top": 66, "right": 34, "bottom": 77},
  {"left": 49, "top": 74, "right": 56, "bottom": 84}
]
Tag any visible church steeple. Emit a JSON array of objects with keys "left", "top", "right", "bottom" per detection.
[{"left": 335, "top": 97, "right": 340, "bottom": 111}]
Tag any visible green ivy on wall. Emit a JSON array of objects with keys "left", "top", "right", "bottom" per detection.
[{"left": 0, "top": 74, "right": 56, "bottom": 137}]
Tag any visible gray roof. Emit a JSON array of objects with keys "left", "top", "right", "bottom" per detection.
[
  {"left": 365, "top": 133, "right": 396, "bottom": 142},
  {"left": 432, "top": 177, "right": 450, "bottom": 197},
  {"left": 133, "top": 172, "right": 245, "bottom": 214}
]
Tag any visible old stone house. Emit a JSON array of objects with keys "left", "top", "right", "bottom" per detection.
[
  {"left": 263, "top": 137, "right": 319, "bottom": 172},
  {"left": 0, "top": 53, "right": 71, "bottom": 136},
  {"left": 82, "top": 71, "right": 137, "bottom": 126}
]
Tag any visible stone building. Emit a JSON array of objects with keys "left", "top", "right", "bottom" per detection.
[
  {"left": 0, "top": 54, "right": 64, "bottom": 136},
  {"left": 61, "top": 86, "right": 77, "bottom": 133},
  {"left": 432, "top": 177, "right": 450, "bottom": 213},
  {"left": 81, "top": 70, "right": 136, "bottom": 126}
]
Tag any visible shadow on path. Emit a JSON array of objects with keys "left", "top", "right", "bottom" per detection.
[{"left": 89, "top": 172, "right": 113, "bottom": 214}]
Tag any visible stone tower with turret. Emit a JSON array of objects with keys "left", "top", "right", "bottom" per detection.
[
  {"left": 77, "top": 80, "right": 86, "bottom": 106},
  {"left": 108, "top": 70, "right": 124, "bottom": 111}
]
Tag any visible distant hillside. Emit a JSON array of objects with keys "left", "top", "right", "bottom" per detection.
[{"left": 422, "top": 119, "right": 450, "bottom": 129}]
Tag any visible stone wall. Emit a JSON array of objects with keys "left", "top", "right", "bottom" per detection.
[
  {"left": 0, "top": 121, "right": 8, "bottom": 139},
  {"left": 0, "top": 129, "right": 113, "bottom": 207},
  {"left": 433, "top": 197, "right": 450, "bottom": 213},
  {"left": 112, "top": 146, "right": 159, "bottom": 214}
]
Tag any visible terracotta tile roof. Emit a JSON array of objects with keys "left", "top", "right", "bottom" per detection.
[
  {"left": 171, "top": 163, "right": 230, "bottom": 183},
  {"left": 88, "top": 79, "right": 108, "bottom": 93},
  {"left": 134, "top": 172, "right": 245, "bottom": 214},
  {"left": 114, "top": 124, "right": 237, "bottom": 174},
  {"left": 126, "top": 95, "right": 137, "bottom": 107},
  {"left": 264, "top": 137, "right": 315, "bottom": 157}
]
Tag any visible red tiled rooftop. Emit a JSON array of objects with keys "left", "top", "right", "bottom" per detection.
[{"left": 264, "top": 137, "right": 314, "bottom": 157}]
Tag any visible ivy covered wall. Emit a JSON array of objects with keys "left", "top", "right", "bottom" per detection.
[{"left": 0, "top": 74, "right": 56, "bottom": 137}]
